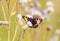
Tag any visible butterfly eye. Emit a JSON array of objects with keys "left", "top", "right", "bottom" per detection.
[
  {"left": 37, "top": 18, "right": 39, "bottom": 20},
  {"left": 26, "top": 17, "right": 27, "bottom": 18},
  {"left": 25, "top": 16, "right": 27, "bottom": 18}
]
